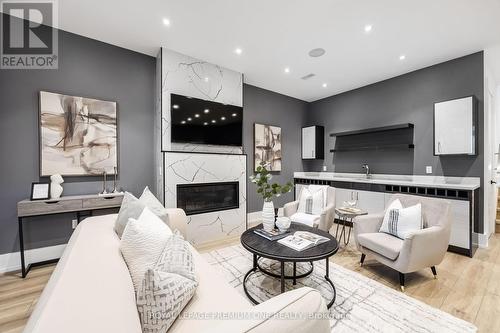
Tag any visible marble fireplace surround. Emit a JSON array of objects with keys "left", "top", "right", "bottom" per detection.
[{"left": 164, "top": 151, "right": 247, "bottom": 246}]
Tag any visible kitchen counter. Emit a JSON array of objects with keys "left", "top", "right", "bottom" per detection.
[{"left": 294, "top": 172, "right": 480, "bottom": 191}]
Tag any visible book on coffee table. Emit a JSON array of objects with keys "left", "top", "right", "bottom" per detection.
[
  {"left": 278, "top": 231, "right": 330, "bottom": 251},
  {"left": 253, "top": 228, "right": 290, "bottom": 241}
]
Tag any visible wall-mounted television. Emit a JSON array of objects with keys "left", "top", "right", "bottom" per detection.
[{"left": 170, "top": 94, "right": 243, "bottom": 147}]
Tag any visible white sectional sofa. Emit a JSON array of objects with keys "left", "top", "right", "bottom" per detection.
[{"left": 24, "top": 211, "right": 330, "bottom": 333}]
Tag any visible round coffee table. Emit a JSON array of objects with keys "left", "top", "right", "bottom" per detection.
[{"left": 240, "top": 223, "right": 339, "bottom": 308}]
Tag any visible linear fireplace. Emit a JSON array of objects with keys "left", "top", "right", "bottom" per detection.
[{"left": 177, "top": 181, "right": 239, "bottom": 216}]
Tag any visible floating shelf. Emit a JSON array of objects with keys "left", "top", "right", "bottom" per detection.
[
  {"left": 329, "top": 123, "right": 414, "bottom": 137},
  {"left": 330, "top": 143, "right": 415, "bottom": 152}
]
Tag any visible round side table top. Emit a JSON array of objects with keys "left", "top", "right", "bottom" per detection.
[{"left": 335, "top": 207, "right": 368, "bottom": 218}]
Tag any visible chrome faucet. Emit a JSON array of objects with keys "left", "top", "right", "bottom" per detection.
[{"left": 362, "top": 164, "right": 371, "bottom": 178}]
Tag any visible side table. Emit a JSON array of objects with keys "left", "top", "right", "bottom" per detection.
[{"left": 335, "top": 208, "right": 367, "bottom": 245}]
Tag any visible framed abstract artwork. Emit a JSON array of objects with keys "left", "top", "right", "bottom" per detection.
[
  {"left": 39, "top": 91, "right": 118, "bottom": 176},
  {"left": 254, "top": 123, "right": 282, "bottom": 171}
]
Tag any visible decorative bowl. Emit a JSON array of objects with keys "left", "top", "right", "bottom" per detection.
[{"left": 276, "top": 216, "right": 291, "bottom": 232}]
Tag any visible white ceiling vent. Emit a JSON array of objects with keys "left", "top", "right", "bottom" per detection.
[{"left": 301, "top": 73, "right": 316, "bottom": 80}]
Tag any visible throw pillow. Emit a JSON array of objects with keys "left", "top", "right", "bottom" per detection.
[
  {"left": 297, "top": 186, "right": 325, "bottom": 215},
  {"left": 137, "top": 269, "right": 197, "bottom": 333},
  {"left": 140, "top": 187, "right": 169, "bottom": 224},
  {"left": 114, "top": 187, "right": 169, "bottom": 238},
  {"left": 120, "top": 207, "right": 173, "bottom": 292},
  {"left": 155, "top": 233, "right": 196, "bottom": 282},
  {"left": 379, "top": 203, "right": 423, "bottom": 239},
  {"left": 114, "top": 192, "right": 146, "bottom": 238}
]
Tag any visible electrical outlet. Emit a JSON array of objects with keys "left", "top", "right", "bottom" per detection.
[
  {"left": 426, "top": 166, "right": 433, "bottom": 174},
  {"left": 72, "top": 219, "right": 78, "bottom": 229},
  {"left": 322, "top": 165, "right": 327, "bottom": 172}
]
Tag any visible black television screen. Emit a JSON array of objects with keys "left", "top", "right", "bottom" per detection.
[{"left": 171, "top": 94, "right": 243, "bottom": 146}]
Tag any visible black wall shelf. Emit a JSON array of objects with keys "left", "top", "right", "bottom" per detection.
[
  {"left": 329, "top": 123, "right": 414, "bottom": 137},
  {"left": 330, "top": 143, "right": 415, "bottom": 152}
]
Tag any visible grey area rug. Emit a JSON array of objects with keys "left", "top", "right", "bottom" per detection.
[{"left": 202, "top": 245, "right": 477, "bottom": 333}]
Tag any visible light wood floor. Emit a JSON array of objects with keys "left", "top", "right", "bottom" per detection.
[{"left": 2, "top": 231, "right": 500, "bottom": 333}]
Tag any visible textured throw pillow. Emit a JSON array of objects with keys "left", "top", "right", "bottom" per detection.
[
  {"left": 114, "top": 192, "right": 146, "bottom": 238},
  {"left": 379, "top": 203, "right": 423, "bottom": 239},
  {"left": 136, "top": 232, "right": 197, "bottom": 333},
  {"left": 155, "top": 233, "right": 196, "bottom": 282},
  {"left": 297, "top": 187, "right": 325, "bottom": 215},
  {"left": 120, "top": 207, "right": 173, "bottom": 292},
  {"left": 114, "top": 187, "right": 169, "bottom": 238},
  {"left": 140, "top": 187, "right": 169, "bottom": 224},
  {"left": 137, "top": 270, "right": 197, "bottom": 333}
]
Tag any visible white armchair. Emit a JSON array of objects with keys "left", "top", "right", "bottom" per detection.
[
  {"left": 283, "top": 186, "right": 335, "bottom": 232},
  {"left": 353, "top": 194, "right": 452, "bottom": 291}
]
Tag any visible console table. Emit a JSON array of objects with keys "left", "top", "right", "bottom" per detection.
[{"left": 17, "top": 193, "right": 124, "bottom": 278}]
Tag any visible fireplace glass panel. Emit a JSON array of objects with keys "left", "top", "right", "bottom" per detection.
[{"left": 177, "top": 182, "right": 239, "bottom": 215}]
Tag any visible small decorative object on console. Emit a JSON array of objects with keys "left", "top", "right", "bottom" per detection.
[
  {"left": 30, "top": 182, "right": 50, "bottom": 201},
  {"left": 250, "top": 162, "right": 292, "bottom": 232},
  {"left": 50, "top": 174, "right": 64, "bottom": 199},
  {"left": 99, "top": 171, "right": 108, "bottom": 195}
]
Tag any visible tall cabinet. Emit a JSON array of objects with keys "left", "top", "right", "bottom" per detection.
[{"left": 302, "top": 126, "right": 324, "bottom": 159}]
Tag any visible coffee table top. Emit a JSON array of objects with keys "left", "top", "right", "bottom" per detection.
[{"left": 241, "top": 223, "right": 339, "bottom": 262}]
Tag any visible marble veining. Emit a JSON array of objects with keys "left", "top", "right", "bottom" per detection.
[{"left": 164, "top": 152, "right": 247, "bottom": 245}]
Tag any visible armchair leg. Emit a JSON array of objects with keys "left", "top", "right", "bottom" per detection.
[
  {"left": 360, "top": 254, "right": 366, "bottom": 266},
  {"left": 399, "top": 273, "right": 405, "bottom": 292},
  {"left": 431, "top": 266, "right": 437, "bottom": 279}
]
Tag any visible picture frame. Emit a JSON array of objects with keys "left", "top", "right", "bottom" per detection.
[
  {"left": 39, "top": 91, "right": 119, "bottom": 177},
  {"left": 254, "top": 123, "right": 282, "bottom": 171},
  {"left": 30, "top": 182, "right": 51, "bottom": 201}
]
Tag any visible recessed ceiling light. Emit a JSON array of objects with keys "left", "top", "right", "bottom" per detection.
[
  {"left": 234, "top": 48, "right": 243, "bottom": 55},
  {"left": 284, "top": 67, "right": 290, "bottom": 73},
  {"left": 399, "top": 55, "right": 406, "bottom": 60},
  {"left": 231, "top": 113, "right": 237, "bottom": 117},
  {"left": 322, "top": 83, "right": 328, "bottom": 88},
  {"left": 221, "top": 116, "right": 226, "bottom": 121},
  {"left": 172, "top": 104, "right": 179, "bottom": 109},
  {"left": 308, "top": 48, "right": 326, "bottom": 58},
  {"left": 211, "top": 119, "right": 216, "bottom": 123},
  {"left": 180, "top": 120, "right": 186, "bottom": 124},
  {"left": 364, "top": 25, "right": 372, "bottom": 33},
  {"left": 204, "top": 109, "right": 210, "bottom": 114},
  {"left": 187, "top": 117, "right": 192, "bottom": 121},
  {"left": 203, "top": 122, "right": 208, "bottom": 126},
  {"left": 194, "top": 114, "right": 200, "bottom": 118},
  {"left": 204, "top": 77, "right": 209, "bottom": 82},
  {"left": 162, "top": 18, "right": 171, "bottom": 26}
]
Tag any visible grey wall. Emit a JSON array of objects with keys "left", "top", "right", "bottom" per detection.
[
  {"left": 304, "top": 52, "right": 484, "bottom": 231},
  {"left": 0, "top": 15, "right": 156, "bottom": 255},
  {"left": 243, "top": 84, "right": 308, "bottom": 212}
]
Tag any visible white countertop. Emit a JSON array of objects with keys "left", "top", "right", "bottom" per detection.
[{"left": 293, "top": 172, "right": 480, "bottom": 190}]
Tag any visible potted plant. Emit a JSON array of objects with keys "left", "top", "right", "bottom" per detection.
[{"left": 250, "top": 163, "right": 293, "bottom": 231}]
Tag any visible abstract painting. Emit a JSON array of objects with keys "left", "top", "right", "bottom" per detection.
[
  {"left": 254, "top": 123, "right": 282, "bottom": 171},
  {"left": 39, "top": 91, "right": 118, "bottom": 176}
]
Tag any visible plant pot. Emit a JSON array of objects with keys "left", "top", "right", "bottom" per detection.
[{"left": 262, "top": 200, "right": 275, "bottom": 231}]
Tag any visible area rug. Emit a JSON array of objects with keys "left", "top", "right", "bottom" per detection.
[{"left": 202, "top": 245, "right": 477, "bottom": 333}]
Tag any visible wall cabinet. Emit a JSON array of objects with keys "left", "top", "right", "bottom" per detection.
[
  {"left": 434, "top": 96, "right": 477, "bottom": 155},
  {"left": 302, "top": 126, "right": 324, "bottom": 159}
]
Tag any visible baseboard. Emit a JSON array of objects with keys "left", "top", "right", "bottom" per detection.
[
  {"left": 0, "top": 244, "right": 66, "bottom": 274},
  {"left": 476, "top": 233, "right": 490, "bottom": 248}
]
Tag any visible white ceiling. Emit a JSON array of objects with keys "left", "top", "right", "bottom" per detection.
[{"left": 29, "top": 1, "right": 500, "bottom": 101}]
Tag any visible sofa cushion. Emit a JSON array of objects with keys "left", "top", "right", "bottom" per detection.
[
  {"left": 290, "top": 212, "right": 320, "bottom": 228},
  {"left": 155, "top": 233, "right": 196, "bottom": 282},
  {"left": 120, "top": 207, "right": 172, "bottom": 292},
  {"left": 357, "top": 232, "right": 403, "bottom": 260}
]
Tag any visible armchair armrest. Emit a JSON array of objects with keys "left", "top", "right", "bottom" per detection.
[
  {"left": 399, "top": 225, "right": 449, "bottom": 272},
  {"left": 165, "top": 208, "right": 187, "bottom": 239},
  {"left": 283, "top": 200, "right": 299, "bottom": 217},
  {"left": 206, "top": 287, "right": 330, "bottom": 333},
  {"left": 318, "top": 203, "right": 335, "bottom": 232}
]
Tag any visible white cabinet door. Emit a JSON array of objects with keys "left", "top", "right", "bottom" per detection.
[
  {"left": 302, "top": 126, "right": 315, "bottom": 159},
  {"left": 356, "top": 190, "right": 385, "bottom": 214},
  {"left": 434, "top": 96, "right": 475, "bottom": 155},
  {"left": 335, "top": 188, "right": 353, "bottom": 209},
  {"left": 448, "top": 200, "right": 470, "bottom": 249}
]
